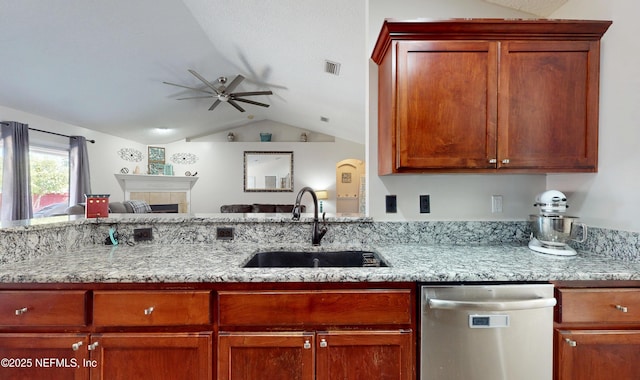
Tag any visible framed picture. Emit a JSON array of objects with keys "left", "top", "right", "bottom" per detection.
[
  {"left": 148, "top": 146, "right": 165, "bottom": 174},
  {"left": 148, "top": 163, "right": 165, "bottom": 175},
  {"left": 341, "top": 172, "right": 352, "bottom": 183},
  {"left": 148, "top": 146, "right": 165, "bottom": 163}
]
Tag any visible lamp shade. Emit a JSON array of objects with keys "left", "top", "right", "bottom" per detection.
[{"left": 315, "top": 190, "right": 329, "bottom": 200}]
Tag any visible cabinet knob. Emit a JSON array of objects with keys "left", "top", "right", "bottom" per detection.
[
  {"left": 303, "top": 340, "right": 311, "bottom": 349},
  {"left": 15, "top": 307, "right": 28, "bottom": 315},
  {"left": 616, "top": 305, "right": 629, "bottom": 313},
  {"left": 319, "top": 338, "right": 328, "bottom": 348},
  {"left": 489, "top": 159, "right": 497, "bottom": 164},
  {"left": 71, "top": 341, "right": 83, "bottom": 351},
  {"left": 564, "top": 338, "right": 577, "bottom": 347},
  {"left": 144, "top": 306, "right": 154, "bottom": 315},
  {"left": 88, "top": 342, "right": 99, "bottom": 351},
  {"left": 502, "top": 159, "right": 510, "bottom": 164}
]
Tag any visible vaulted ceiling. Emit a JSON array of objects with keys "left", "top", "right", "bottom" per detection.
[{"left": 0, "top": 0, "right": 566, "bottom": 145}]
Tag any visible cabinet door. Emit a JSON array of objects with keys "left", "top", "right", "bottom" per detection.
[
  {"left": 498, "top": 40, "right": 601, "bottom": 171},
  {"left": 556, "top": 330, "right": 640, "bottom": 380},
  {"left": 217, "top": 332, "right": 314, "bottom": 380},
  {"left": 394, "top": 40, "right": 498, "bottom": 171},
  {"left": 89, "top": 332, "right": 212, "bottom": 380},
  {"left": 316, "top": 330, "right": 413, "bottom": 380},
  {"left": 0, "top": 333, "right": 90, "bottom": 380}
]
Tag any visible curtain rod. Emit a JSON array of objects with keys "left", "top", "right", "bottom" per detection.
[{"left": 0, "top": 122, "right": 95, "bottom": 143}]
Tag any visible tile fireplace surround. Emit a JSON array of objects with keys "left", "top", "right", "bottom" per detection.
[{"left": 114, "top": 174, "right": 199, "bottom": 213}]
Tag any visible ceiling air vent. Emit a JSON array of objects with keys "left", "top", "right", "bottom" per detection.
[{"left": 324, "top": 60, "right": 341, "bottom": 76}]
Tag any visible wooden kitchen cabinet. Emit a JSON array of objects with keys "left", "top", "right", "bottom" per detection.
[
  {"left": 0, "top": 289, "right": 213, "bottom": 380},
  {"left": 554, "top": 285, "right": 640, "bottom": 380},
  {"left": 371, "top": 19, "right": 611, "bottom": 174},
  {"left": 89, "top": 332, "right": 212, "bottom": 380},
  {"left": 0, "top": 333, "right": 90, "bottom": 380},
  {"left": 218, "top": 330, "right": 412, "bottom": 380},
  {"left": 218, "top": 332, "right": 315, "bottom": 380},
  {"left": 91, "top": 290, "right": 213, "bottom": 380},
  {"left": 315, "top": 330, "right": 412, "bottom": 380},
  {"left": 217, "top": 288, "right": 415, "bottom": 380}
]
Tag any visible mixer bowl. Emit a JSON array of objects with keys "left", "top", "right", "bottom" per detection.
[{"left": 529, "top": 215, "right": 586, "bottom": 247}]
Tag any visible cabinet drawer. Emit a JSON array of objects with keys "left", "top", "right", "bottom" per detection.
[
  {"left": 557, "top": 288, "right": 640, "bottom": 323},
  {"left": 93, "top": 291, "right": 210, "bottom": 326},
  {"left": 0, "top": 291, "right": 87, "bottom": 327},
  {"left": 218, "top": 289, "right": 412, "bottom": 327}
]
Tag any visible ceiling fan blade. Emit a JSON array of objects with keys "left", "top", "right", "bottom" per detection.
[
  {"left": 233, "top": 97, "right": 271, "bottom": 108},
  {"left": 208, "top": 99, "right": 222, "bottom": 111},
  {"left": 231, "top": 91, "right": 273, "bottom": 97},
  {"left": 176, "top": 95, "right": 215, "bottom": 100},
  {"left": 227, "top": 99, "right": 246, "bottom": 112},
  {"left": 188, "top": 69, "right": 220, "bottom": 94},
  {"left": 163, "top": 81, "right": 214, "bottom": 94},
  {"left": 224, "top": 75, "right": 245, "bottom": 93}
]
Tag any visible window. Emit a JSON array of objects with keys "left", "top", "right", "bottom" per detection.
[{"left": 29, "top": 145, "right": 70, "bottom": 212}]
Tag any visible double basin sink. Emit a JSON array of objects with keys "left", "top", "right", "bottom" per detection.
[{"left": 243, "top": 250, "right": 389, "bottom": 268}]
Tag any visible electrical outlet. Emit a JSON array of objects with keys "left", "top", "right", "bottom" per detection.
[
  {"left": 420, "top": 195, "right": 430, "bottom": 213},
  {"left": 133, "top": 228, "right": 152, "bottom": 241},
  {"left": 216, "top": 227, "right": 234, "bottom": 240},
  {"left": 385, "top": 195, "right": 397, "bottom": 213}
]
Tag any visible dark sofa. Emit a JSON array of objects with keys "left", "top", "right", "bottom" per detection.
[{"left": 220, "top": 204, "right": 305, "bottom": 213}]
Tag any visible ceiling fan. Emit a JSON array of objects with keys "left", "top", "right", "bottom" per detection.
[{"left": 163, "top": 69, "right": 273, "bottom": 112}]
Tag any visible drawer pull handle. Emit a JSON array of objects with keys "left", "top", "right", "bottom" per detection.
[
  {"left": 489, "top": 158, "right": 497, "bottom": 164},
  {"left": 88, "top": 342, "right": 99, "bottom": 351},
  {"left": 303, "top": 340, "right": 311, "bottom": 349},
  {"left": 15, "top": 307, "right": 28, "bottom": 315},
  {"left": 502, "top": 159, "right": 510, "bottom": 164},
  {"left": 319, "top": 338, "right": 328, "bottom": 348},
  {"left": 144, "top": 306, "right": 154, "bottom": 315},
  {"left": 616, "top": 305, "right": 629, "bottom": 313},
  {"left": 72, "top": 342, "right": 83, "bottom": 351},
  {"left": 565, "top": 338, "right": 577, "bottom": 347}
]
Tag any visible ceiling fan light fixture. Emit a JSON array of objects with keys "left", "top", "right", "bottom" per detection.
[{"left": 164, "top": 70, "right": 272, "bottom": 112}]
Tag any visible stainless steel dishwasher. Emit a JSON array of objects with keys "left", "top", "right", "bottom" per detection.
[{"left": 421, "top": 284, "right": 556, "bottom": 380}]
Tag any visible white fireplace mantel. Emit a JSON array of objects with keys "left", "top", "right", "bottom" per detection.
[
  {"left": 115, "top": 174, "right": 198, "bottom": 192},
  {"left": 114, "top": 174, "right": 199, "bottom": 212}
]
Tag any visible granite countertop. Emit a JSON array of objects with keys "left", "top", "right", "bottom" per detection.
[{"left": 1, "top": 242, "right": 639, "bottom": 283}]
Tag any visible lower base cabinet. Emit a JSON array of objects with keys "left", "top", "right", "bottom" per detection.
[
  {"left": 554, "top": 285, "right": 640, "bottom": 380},
  {"left": 91, "top": 332, "right": 212, "bottom": 380},
  {"left": 555, "top": 330, "right": 640, "bottom": 380},
  {"left": 0, "top": 332, "right": 212, "bottom": 380},
  {"left": 217, "top": 330, "right": 412, "bottom": 380},
  {"left": 0, "top": 333, "right": 90, "bottom": 380}
]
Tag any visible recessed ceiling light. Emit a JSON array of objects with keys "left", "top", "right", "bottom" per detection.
[{"left": 153, "top": 127, "right": 173, "bottom": 135}]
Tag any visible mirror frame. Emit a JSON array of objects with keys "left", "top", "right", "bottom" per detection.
[{"left": 244, "top": 151, "right": 294, "bottom": 192}]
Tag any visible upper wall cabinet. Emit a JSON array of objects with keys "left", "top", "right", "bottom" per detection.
[{"left": 371, "top": 19, "right": 612, "bottom": 175}]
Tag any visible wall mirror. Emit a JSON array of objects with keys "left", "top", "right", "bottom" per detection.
[{"left": 244, "top": 151, "right": 294, "bottom": 192}]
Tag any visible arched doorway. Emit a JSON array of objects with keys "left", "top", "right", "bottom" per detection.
[{"left": 335, "top": 159, "right": 365, "bottom": 214}]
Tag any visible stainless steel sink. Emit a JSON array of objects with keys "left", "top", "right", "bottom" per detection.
[{"left": 243, "top": 250, "right": 389, "bottom": 268}]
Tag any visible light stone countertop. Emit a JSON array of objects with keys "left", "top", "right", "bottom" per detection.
[{"left": 1, "top": 242, "right": 639, "bottom": 283}]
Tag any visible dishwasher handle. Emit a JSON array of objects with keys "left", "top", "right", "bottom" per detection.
[{"left": 428, "top": 297, "right": 557, "bottom": 311}]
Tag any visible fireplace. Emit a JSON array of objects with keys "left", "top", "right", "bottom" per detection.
[
  {"left": 114, "top": 174, "right": 199, "bottom": 213},
  {"left": 150, "top": 203, "right": 179, "bottom": 213}
]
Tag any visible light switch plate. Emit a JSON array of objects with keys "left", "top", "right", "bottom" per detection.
[
  {"left": 420, "top": 195, "right": 430, "bottom": 213},
  {"left": 385, "top": 195, "right": 397, "bottom": 213}
]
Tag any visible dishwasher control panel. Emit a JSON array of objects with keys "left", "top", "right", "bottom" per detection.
[{"left": 469, "top": 314, "right": 509, "bottom": 328}]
